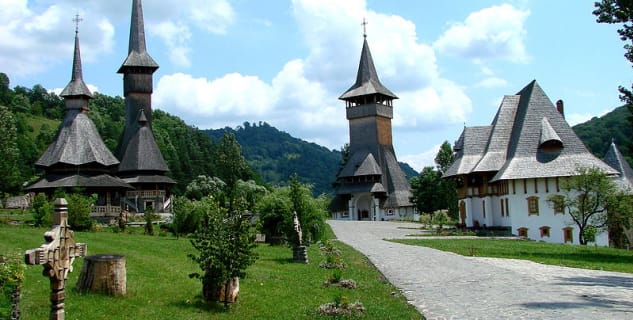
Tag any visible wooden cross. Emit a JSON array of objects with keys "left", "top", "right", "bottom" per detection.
[
  {"left": 25, "top": 198, "right": 87, "bottom": 320},
  {"left": 73, "top": 14, "right": 82, "bottom": 34},
  {"left": 362, "top": 18, "right": 368, "bottom": 38}
]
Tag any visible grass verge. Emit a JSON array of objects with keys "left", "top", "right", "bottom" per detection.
[
  {"left": 1, "top": 225, "right": 422, "bottom": 319},
  {"left": 391, "top": 238, "right": 633, "bottom": 274}
]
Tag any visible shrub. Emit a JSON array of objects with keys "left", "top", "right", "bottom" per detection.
[
  {"left": 31, "top": 193, "right": 52, "bottom": 227},
  {"left": 66, "top": 193, "right": 96, "bottom": 231},
  {"left": 0, "top": 253, "right": 25, "bottom": 319}
]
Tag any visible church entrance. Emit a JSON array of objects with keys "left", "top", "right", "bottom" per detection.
[{"left": 354, "top": 194, "right": 373, "bottom": 221}]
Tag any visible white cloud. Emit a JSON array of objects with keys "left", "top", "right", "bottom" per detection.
[
  {"left": 0, "top": 1, "right": 114, "bottom": 77},
  {"left": 154, "top": 0, "right": 473, "bottom": 152},
  {"left": 399, "top": 144, "right": 442, "bottom": 172},
  {"left": 151, "top": 21, "right": 192, "bottom": 68},
  {"left": 0, "top": 0, "right": 233, "bottom": 77},
  {"left": 475, "top": 77, "right": 508, "bottom": 88},
  {"left": 434, "top": 4, "right": 530, "bottom": 63},
  {"left": 566, "top": 108, "right": 610, "bottom": 126}
]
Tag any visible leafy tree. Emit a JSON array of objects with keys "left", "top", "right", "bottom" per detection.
[
  {"left": 184, "top": 175, "right": 226, "bottom": 201},
  {"left": 214, "top": 132, "right": 253, "bottom": 195},
  {"left": 435, "top": 141, "right": 458, "bottom": 219},
  {"left": 170, "top": 196, "right": 200, "bottom": 238},
  {"left": 234, "top": 179, "right": 268, "bottom": 211},
  {"left": 594, "top": 1, "right": 633, "bottom": 152},
  {"left": 31, "top": 193, "right": 52, "bottom": 227},
  {"left": 65, "top": 193, "right": 96, "bottom": 231},
  {"left": 0, "top": 106, "right": 20, "bottom": 195},
  {"left": 547, "top": 166, "right": 628, "bottom": 245},
  {"left": 256, "top": 175, "right": 327, "bottom": 245},
  {"left": 434, "top": 141, "right": 455, "bottom": 174},
  {"left": 188, "top": 197, "right": 257, "bottom": 305},
  {"left": 410, "top": 167, "right": 444, "bottom": 216}
]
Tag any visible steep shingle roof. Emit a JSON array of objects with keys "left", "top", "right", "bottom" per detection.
[
  {"left": 339, "top": 38, "right": 397, "bottom": 100},
  {"left": 339, "top": 151, "right": 382, "bottom": 177},
  {"left": 444, "top": 80, "right": 617, "bottom": 181},
  {"left": 118, "top": 0, "right": 158, "bottom": 72},
  {"left": 443, "top": 126, "right": 492, "bottom": 177},
  {"left": 117, "top": 110, "right": 169, "bottom": 173},
  {"left": 36, "top": 110, "right": 120, "bottom": 168},
  {"left": 603, "top": 142, "right": 633, "bottom": 190},
  {"left": 60, "top": 32, "right": 92, "bottom": 99}
]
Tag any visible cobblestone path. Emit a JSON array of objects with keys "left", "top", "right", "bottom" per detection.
[{"left": 328, "top": 220, "right": 633, "bottom": 320}]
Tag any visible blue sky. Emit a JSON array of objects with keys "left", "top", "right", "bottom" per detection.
[{"left": 1, "top": 0, "right": 630, "bottom": 171}]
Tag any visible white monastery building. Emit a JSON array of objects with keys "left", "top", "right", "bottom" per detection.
[{"left": 443, "top": 81, "right": 622, "bottom": 245}]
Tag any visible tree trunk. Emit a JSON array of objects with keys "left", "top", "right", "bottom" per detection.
[
  {"left": 76, "top": 254, "right": 126, "bottom": 296},
  {"left": 202, "top": 277, "right": 239, "bottom": 303}
]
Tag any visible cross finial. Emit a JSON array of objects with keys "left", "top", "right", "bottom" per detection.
[
  {"left": 73, "top": 14, "right": 83, "bottom": 34},
  {"left": 362, "top": 18, "right": 368, "bottom": 38}
]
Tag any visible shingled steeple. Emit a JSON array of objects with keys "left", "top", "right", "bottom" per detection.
[
  {"left": 115, "top": 0, "right": 174, "bottom": 214},
  {"left": 27, "top": 22, "right": 130, "bottom": 193},
  {"left": 331, "top": 30, "right": 413, "bottom": 221}
]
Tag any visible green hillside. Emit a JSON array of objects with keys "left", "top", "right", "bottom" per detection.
[
  {"left": 573, "top": 105, "right": 633, "bottom": 165},
  {"left": 205, "top": 123, "right": 419, "bottom": 196}
]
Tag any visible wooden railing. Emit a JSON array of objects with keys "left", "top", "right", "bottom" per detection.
[{"left": 125, "top": 190, "right": 165, "bottom": 198}]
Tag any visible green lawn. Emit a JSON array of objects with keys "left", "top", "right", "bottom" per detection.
[
  {"left": 1, "top": 225, "right": 422, "bottom": 319},
  {"left": 391, "top": 238, "right": 633, "bottom": 274}
]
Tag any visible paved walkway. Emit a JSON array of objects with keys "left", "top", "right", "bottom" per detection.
[{"left": 328, "top": 220, "right": 633, "bottom": 320}]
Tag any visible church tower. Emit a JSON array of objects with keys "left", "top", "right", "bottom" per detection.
[
  {"left": 26, "top": 18, "right": 132, "bottom": 214},
  {"left": 116, "top": 0, "right": 174, "bottom": 214},
  {"left": 331, "top": 28, "right": 414, "bottom": 221}
]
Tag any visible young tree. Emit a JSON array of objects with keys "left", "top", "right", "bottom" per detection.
[
  {"left": 188, "top": 197, "right": 257, "bottom": 306},
  {"left": 410, "top": 166, "right": 444, "bottom": 216},
  {"left": 213, "top": 132, "right": 253, "bottom": 204},
  {"left": 547, "top": 166, "right": 625, "bottom": 245},
  {"left": 434, "top": 141, "right": 455, "bottom": 174}
]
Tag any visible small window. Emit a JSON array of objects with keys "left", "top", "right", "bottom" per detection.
[
  {"left": 539, "top": 226, "right": 551, "bottom": 238},
  {"left": 505, "top": 198, "right": 510, "bottom": 217},
  {"left": 517, "top": 227, "right": 528, "bottom": 237},
  {"left": 482, "top": 200, "right": 486, "bottom": 218},
  {"left": 563, "top": 227, "right": 573, "bottom": 243},
  {"left": 500, "top": 199, "right": 505, "bottom": 217},
  {"left": 386, "top": 209, "right": 394, "bottom": 216},
  {"left": 527, "top": 196, "right": 539, "bottom": 215},
  {"left": 551, "top": 195, "right": 564, "bottom": 214}
]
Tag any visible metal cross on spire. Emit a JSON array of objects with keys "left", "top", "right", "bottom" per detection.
[
  {"left": 362, "top": 18, "right": 368, "bottom": 38},
  {"left": 73, "top": 14, "right": 83, "bottom": 34}
]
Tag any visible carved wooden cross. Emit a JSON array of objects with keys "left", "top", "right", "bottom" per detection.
[{"left": 25, "top": 198, "right": 87, "bottom": 320}]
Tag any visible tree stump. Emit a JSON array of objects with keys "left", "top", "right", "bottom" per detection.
[{"left": 76, "top": 254, "right": 126, "bottom": 296}]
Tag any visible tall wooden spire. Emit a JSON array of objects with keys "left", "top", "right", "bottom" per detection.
[{"left": 60, "top": 15, "right": 92, "bottom": 102}]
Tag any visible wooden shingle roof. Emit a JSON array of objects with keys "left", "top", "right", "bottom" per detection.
[
  {"left": 118, "top": 0, "right": 158, "bottom": 73},
  {"left": 444, "top": 80, "right": 617, "bottom": 181},
  {"left": 603, "top": 142, "right": 633, "bottom": 190},
  {"left": 117, "top": 110, "right": 169, "bottom": 174},
  {"left": 339, "top": 38, "right": 397, "bottom": 100}
]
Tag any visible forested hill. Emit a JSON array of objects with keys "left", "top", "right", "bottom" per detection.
[
  {"left": 205, "top": 122, "right": 418, "bottom": 196},
  {"left": 573, "top": 105, "right": 633, "bottom": 165}
]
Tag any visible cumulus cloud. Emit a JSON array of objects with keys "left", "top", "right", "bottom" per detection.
[
  {"left": 150, "top": 21, "right": 192, "bottom": 68},
  {"left": 153, "top": 0, "right": 473, "bottom": 151},
  {"left": 0, "top": 0, "right": 233, "bottom": 77},
  {"left": 0, "top": 1, "right": 114, "bottom": 76},
  {"left": 399, "top": 144, "right": 442, "bottom": 172},
  {"left": 434, "top": 4, "right": 530, "bottom": 63},
  {"left": 154, "top": 0, "right": 473, "bottom": 151}
]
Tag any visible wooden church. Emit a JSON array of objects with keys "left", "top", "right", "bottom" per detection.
[
  {"left": 330, "top": 31, "right": 415, "bottom": 221},
  {"left": 27, "top": 0, "right": 174, "bottom": 218}
]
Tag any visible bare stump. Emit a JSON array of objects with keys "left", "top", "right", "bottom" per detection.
[{"left": 76, "top": 254, "right": 126, "bottom": 296}]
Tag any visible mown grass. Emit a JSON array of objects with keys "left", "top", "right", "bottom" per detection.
[
  {"left": 391, "top": 238, "right": 633, "bottom": 274},
  {"left": 1, "top": 224, "right": 422, "bottom": 319}
]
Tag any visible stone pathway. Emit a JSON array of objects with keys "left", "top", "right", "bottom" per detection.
[{"left": 328, "top": 220, "right": 633, "bottom": 320}]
